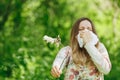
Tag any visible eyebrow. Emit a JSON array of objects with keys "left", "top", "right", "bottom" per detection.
[
  {"left": 79, "top": 26, "right": 92, "bottom": 28},
  {"left": 79, "top": 26, "right": 92, "bottom": 30}
]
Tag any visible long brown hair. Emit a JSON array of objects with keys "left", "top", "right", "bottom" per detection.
[{"left": 70, "top": 17, "right": 98, "bottom": 65}]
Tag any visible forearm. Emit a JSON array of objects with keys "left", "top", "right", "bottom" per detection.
[
  {"left": 52, "top": 46, "right": 70, "bottom": 71},
  {"left": 84, "top": 43, "right": 111, "bottom": 74},
  {"left": 53, "top": 54, "right": 69, "bottom": 71}
]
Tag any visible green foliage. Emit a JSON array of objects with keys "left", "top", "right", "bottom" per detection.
[{"left": 0, "top": 0, "right": 120, "bottom": 80}]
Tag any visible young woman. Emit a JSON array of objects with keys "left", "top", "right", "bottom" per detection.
[{"left": 51, "top": 17, "right": 111, "bottom": 80}]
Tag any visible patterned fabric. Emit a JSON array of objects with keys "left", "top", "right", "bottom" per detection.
[
  {"left": 52, "top": 43, "right": 111, "bottom": 80},
  {"left": 64, "top": 60, "right": 103, "bottom": 80}
]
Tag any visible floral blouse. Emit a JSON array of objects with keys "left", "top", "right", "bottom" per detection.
[{"left": 52, "top": 43, "right": 111, "bottom": 80}]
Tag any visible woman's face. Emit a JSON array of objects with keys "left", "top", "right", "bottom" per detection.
[{"left": 79, "top": 20, "right": 92, "bottom": 32}]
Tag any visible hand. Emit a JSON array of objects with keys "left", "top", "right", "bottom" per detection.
[
  {"left": 51, "top": 66, "right": 62, "bottom": 78},
  {"left": 82, "top": 30, "right": 92, "bottom": 45},
  {"left": 80, "top": 30, "right": 98, "bottom": 45}
]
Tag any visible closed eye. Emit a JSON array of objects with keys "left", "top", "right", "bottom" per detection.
[
  {"left": 79, "top": 29, "right": 84, "bottom": 31},
  {"left": 87, "top": 27, "right": 92, "bottom": 31},
  {"left": 79, "top": 27, "right": 84, "bottom": 31}
]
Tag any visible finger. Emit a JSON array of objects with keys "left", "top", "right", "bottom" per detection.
[
  {"left": 85, "top": 32, "right": 91, "bottom": 40},
  {"left": 55, "top": 66, "right": 61, "bottom": 77},
  {"left": 51, "top": 67, "right": 58, "bottom": 77},
  {"left": 79, "top": 32, "right": 84, "bottom": 38},
  {"left": 84, "top": 31, "right": 90, "bottom": 37},
  {"left": 51, "top": 68, "right": 59, "bottom": 78},
  {"left": 82, "top": 32, "right": 90, "bottom": 43},
  {"left": 51, "top": 68, "right": 56, "bottom": 77},
  {"left": 80, "top": 34, "right": 83, "bottom": 38},
  {"left": 51, "top": 66, "right": 60, "bottom": 78},
  {"left": 84, "top": 32, "right": 92, "bottom": 42}
]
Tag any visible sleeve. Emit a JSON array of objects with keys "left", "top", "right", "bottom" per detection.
[
  {"left": 52, "top": 46, "right": 71, "bottom": 71},
  {"left": 84, "top": 43, "right": 111, "bottom": 75}
]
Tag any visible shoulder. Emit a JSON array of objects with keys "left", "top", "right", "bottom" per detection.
[
  {"left": 60, "top": 46, "right": 71, "bottom": 51},
  {"left": 59, "top": 46, "right": 72, "bottom": 55}
]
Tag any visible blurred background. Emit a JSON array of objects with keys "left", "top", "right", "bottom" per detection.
[{"left": 0, "top": 0, "right": 120, "bottom": 80}]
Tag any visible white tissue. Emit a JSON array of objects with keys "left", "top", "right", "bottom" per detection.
[
  {"left": 77, "top": 33, "right": 84, "bottom": 48},
  {"left": 77, "top": 31, "right": 99, "bottom": 48},
  {"left": 89, "top": 31, "right": 99, "bottom": 45}
]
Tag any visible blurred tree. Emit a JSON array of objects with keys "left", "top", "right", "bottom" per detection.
[{"left": 0, "top": 0, "right": 120, "bottom": 80}]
